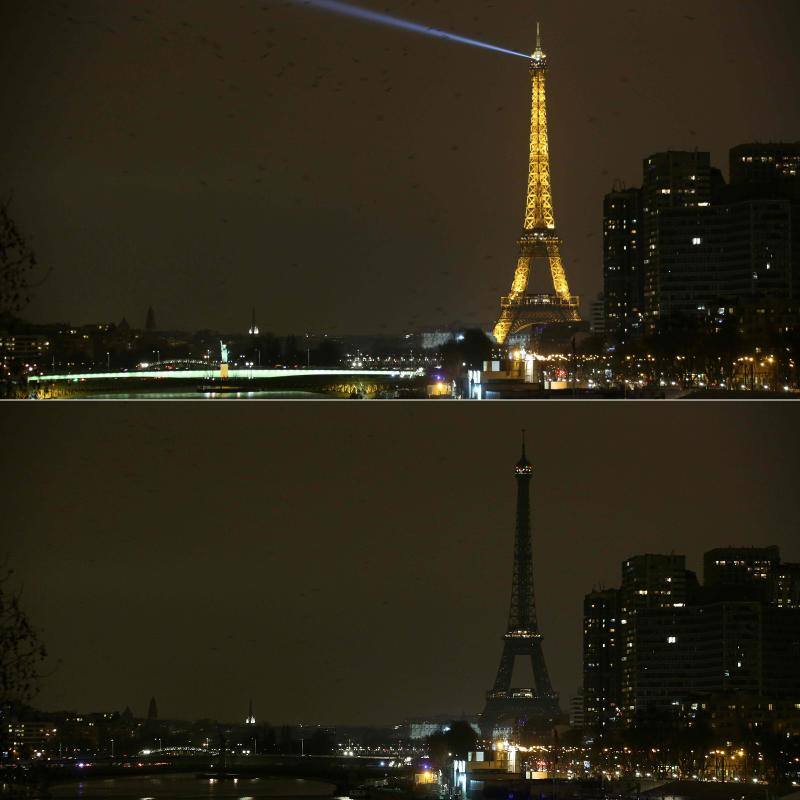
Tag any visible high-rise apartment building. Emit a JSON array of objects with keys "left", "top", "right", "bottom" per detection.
[
  {"left": 620, "top": 553, "right": 691, "bottom": 613},
  {"left": 730, "top": 143, "right": 800, "bottom": 187},
  {"left": 583, "top": 547, "right": 800, "bottom": 730},
  {"left": 704, "top": 546, "right": 781, "bottom": 599},
  {"left": 568, "top": 688, "right": 585, "bottom": 729},
  {"left": 590, "top": 293, "right": 606, "bottom": 338},
  {"left": 603, "top": 143, "right": 800, "bottom": 339},
  {"left": 773, "top": 562, "right": 800, "bottom": 609},
  {"left": 619, "top": 554, "right": 695, "bottom": 721},
  {"left": 603, "top": 187, "right": 643, "bottom": 345},
  {"left": 583, "top": 589, "right": 621, "bottom": 731},
  {"left": 641, "top": 151, "right": 714, "bottom": 332}
]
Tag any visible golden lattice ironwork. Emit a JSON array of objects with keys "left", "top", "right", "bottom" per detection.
[{"left": 493, "top": 24, "right": 580, "bottom": 345}]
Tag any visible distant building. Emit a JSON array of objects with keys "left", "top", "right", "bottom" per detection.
[
  {"left": 603, "top": 186, "right": 644, "bottom": 345},
  {"left": 773, "top": 562, "right": 800, "bottom": 608},
  {"left": 730, "top": 142, "right": 800, "bottom": 186},
  {"left": 583, "top": 589, "right": 621, "bottom": 731},
  {"left": 245, "top": 699, "right": 256, "bottom": 725},
  {"left": 704, "top": 546, "right": 781, "bottom": 600},
  {"left": 0, "top": 334, "right": 51, "bottom": 363},
  {"left": 589, "top": 293, "right": 605, "bottom": 337},
  {"left": 704, "top": 546, "right": 800, "bottom": 608},
  {"left": 620, "top": 553, "right": 692, "bottom": 613},
  {"left": 406, "top": 717, "right": 480, "bottom": 740},
  {"left": 568, "top": 688, "right": 585, "bottom": 729},
  {"left": 420, "top": 330, "right": 457, "bottom": 350},
  {"left": 407, "top": 720, "right": 445, "bottom": 740},
  {"left": 4, "top": 720, "right": 58, "bottom": 759}
]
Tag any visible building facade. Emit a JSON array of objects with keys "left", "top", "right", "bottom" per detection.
[
  {"left": 603, "top": 143, "right": 800, "bottom": 340},
  {"left": 602, "top": 187, "right": 644, "bottom": 346},
  {"left": 583, "top": 589, "right": 621, "bottom": 731},
  {"left": 641, "top": 151, "right": 714, "bottom": 333},
  {"left": 583, "top": 547, "right": 800, "bottom": 732}
]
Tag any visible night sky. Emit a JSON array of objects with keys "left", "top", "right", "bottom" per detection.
[
  {"left": 5, "top": 403, "right": 799, "bottom": 725},
  {"left": 1, "top": 0, "right": 799, "bottom": 333}
]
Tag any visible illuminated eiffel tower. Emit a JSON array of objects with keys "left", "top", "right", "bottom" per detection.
[
  {"left": 480, "top": 433, "right": 560, "bottom": 737},
  {"left": 493, "top": 25, "right": 581, "bottom": 345}
]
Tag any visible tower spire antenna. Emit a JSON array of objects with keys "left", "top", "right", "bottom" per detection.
[
  {"left": 516, "top": 429, "right": 532, "bottom": 471},
  {"left": 536, "top": 21, "right": 542, "bottom": 53}
]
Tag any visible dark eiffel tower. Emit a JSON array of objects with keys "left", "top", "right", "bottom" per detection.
[{"left": 480, "top": 434, "right": 560, "bottom": 737}]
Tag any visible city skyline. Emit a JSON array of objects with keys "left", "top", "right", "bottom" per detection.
[
  {"left": 4, "top": 403, "right": 799, "bottom": 724},
  {"left": 3, "top": 2, "right": 800, "bottom": 796},
  {"left": 2, "top": 0, "right": 799, "bottom": 332}
]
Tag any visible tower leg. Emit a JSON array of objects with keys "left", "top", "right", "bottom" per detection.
[
  {"left": 546, "top": 239, "right": 571, "bottom": 300},
  {"left": 493, "top": 309, "right": 515, "bottom": 345},
  {"left": 492, "top": 640, "right": 516, "bottom": 692},
  {"left": 510, "top": 255, "right": 532, "bottom": 296},
  {"left": 494, "top": 255, "right": 533, "bottom": 344},
  {"left": 530, "top": 642, "right": 554, "bottom": 697}
]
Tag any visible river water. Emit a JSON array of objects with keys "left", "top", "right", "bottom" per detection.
[{"left": 50, "top": 774, "right": 340, "bottom": 799}]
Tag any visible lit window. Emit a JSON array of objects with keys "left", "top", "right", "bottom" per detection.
[
  {"left": 667, "top": 636, "right": 677, "bottom": 644},
  {"left": 692, "top": 237, "right": 702, "bottom": 246}
]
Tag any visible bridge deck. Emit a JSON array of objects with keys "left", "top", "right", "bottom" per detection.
[{"left": 27, "top": 368, "right": 423, "bottom": 384}]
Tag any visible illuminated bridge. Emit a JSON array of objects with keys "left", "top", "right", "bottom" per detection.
[
  {"left": 45, "top": 751, "right": 417, "bottom": 790},
  {"left": 28, "top": 367, "right": 423, "bottom": 383},
  {"left": 26, "top": 367, "right": 426, "bottom": 398}
]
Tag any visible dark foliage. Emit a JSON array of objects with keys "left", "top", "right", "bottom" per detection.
[
  {"left": 0, "top": 564, "right": 47, "bottom": 706},
  {"left": 427, "top": 720, "right": 478, "bottom": 767},
  {"left": 0, "top": 199, "right": 39, "bottom": 317}
]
